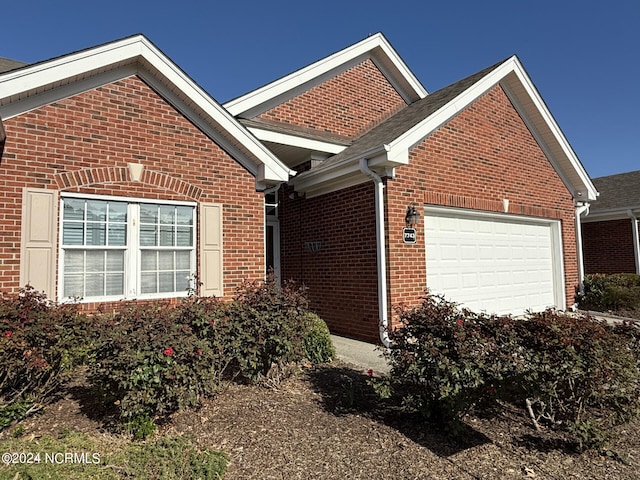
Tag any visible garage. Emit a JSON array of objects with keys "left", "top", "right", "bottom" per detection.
[{"left": 424, "top": 207, "right": 565, "bottom": 315}]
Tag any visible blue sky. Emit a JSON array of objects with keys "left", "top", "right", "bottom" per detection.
[{"left": 1, "top": 1, "right": 638, "bottom": 179}]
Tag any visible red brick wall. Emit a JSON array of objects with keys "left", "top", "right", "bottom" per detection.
[
  {"left": 582, "top": 219, "right": 637, "bottom": 274},
  {"left": 0, "top": 76, "right": 264, "bottom": 300},
  {"left": 282, "top": 84, "right": 580, "bottom": 342},
  {"left": 386, "top": 84, "right": 579, "bottom": 314},
  {"left": 279, "top": 183, "right": 380, "bottom": 342},
  {"left": 258, "top": 59, "right": 407, "bottom": 139}
]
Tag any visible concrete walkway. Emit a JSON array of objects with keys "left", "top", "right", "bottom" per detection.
[{"left": 330, "top": 335, "right": 390, "bottom": 373}]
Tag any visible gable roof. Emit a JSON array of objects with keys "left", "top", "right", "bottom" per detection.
[
  {"left": 292, "top": 55, "right": 598, "bottom": 202},
  {"left": 0, "top": 35, "right": 293, "bottom": 187},
  {"left": 582, "top": 170, "right": 640, "bottom": 220},
  {"left": 224, "top": 32, "right": 427, "bottom": 118}
]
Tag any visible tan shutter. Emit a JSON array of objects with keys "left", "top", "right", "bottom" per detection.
[
  {"left": 20, "top": 188, "right": 58, "bottom": 299},
  {"left": 200, "top": 203, "right": 223, "bottom": 297}
]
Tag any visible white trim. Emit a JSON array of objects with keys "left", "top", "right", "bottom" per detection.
[
  {"left": 247, "top": 126, "right": 347, "bottom": 155},
  {"left": 424, "top": 205, "right": 566, "bottom": 312},
  {"left": 58, "top": 194, "right": 197, "bottom": 303},
  {"left": 223, "top": 33, "right": 427, "bottom": 117},
  {"left": 60, "top": 191, "right": 197, "bottom": 207},
  {"left": 0, "top": 35, "right": 292, "bottom": 185}
]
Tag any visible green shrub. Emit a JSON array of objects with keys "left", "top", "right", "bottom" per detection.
[
  {"left": 380, "top": 293, "right": 640, "bottom": 450},
  {"left": 381, "top": 294, "right": 508, "bottom": 425},
  {"left": 219, "top": 275, "right": 310, "bottom": 383},
  {"left": 0, "top": 286, "right": 87, "bottom": 429},
  {"left": 579, "top": 273, "right": 640, "bottom": 312},
  {"left": 302, "top": 312, "right": 335, "bottom": 364},
  {"left": 88, "top": 300, "right": 227, "bottom": 431},
  {"left": 512, "top": 310, "right": 640, "bottom": 449}
]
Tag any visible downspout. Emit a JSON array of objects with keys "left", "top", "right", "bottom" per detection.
[
  {"left": 627, "top": 210, "right": 640, "bottom": 275},
  {"left": 574, "top": 202, "right": 590, "bottom": 297},
  {"left": 359, "top": 159, "right": 391, "bottom": 348}
]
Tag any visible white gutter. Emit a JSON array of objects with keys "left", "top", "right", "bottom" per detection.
[
  {"left": 359, "top": 158, "right": 391, "bottom": 347},
  {"left": 628, "top": 210, "right": 640, "bottom": 275},
  {"left": 575, "top": 202, "right": 590, "bottom": 295}
]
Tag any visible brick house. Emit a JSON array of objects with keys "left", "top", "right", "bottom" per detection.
[
  {"left": 0, "top": 35, "right": 292, "bottom": 306},
  {"left": 1, "top": 33, "right": 598, "bottom": 344},
  {"left": 225, "top": 33, "right": 598, "bottom": 343},
  {"left": 581, "top": 170, "right": 640, "bottom": 274}
]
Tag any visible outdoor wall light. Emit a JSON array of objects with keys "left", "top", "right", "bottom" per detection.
[{"left": 405, "top": 204, "right": 420, "bottom": 226}]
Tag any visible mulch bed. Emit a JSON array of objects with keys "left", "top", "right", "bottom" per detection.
[{"left": 6, "top": 361, "right": 640, "bottom": 479}]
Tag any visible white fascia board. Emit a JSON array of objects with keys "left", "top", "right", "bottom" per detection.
[
  {"left": 500, "top": 59, "right": 598, "bottom": 201},
  {"left": 581, "top": 206, "right": 640, "bottom": 223},
  {"left": 383, "top": 56, "right": 597, "bottom": 202},
  {"left": 224, "top": 33, "right": 427, "bottom": 117},
  {"left": 0, "top": 35, "right": 292, "bottom": 185},
  {"left": 247, "top": 127, "right": 347, "bottom": 155}
]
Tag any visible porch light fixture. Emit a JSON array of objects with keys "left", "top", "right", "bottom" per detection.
[{"left": 405, "top": 204, "right": 420, "bottom": 226}]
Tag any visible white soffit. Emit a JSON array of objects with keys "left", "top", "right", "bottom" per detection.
[
  {"left": 0, "top": 35, "right": 293, "bottom": 185},
  {"left": 223, "top": 33, "right": 427, "bottom": 117}
]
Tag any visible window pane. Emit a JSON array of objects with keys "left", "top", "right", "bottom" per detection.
[
  {"left": 64, "top": 274, "right": 84, "bottom": 298},
  {"left": 159, "top": 251, "right": 174, "bottom": 270},
  {"left": 176, "top": 206, "right": 193, "bottom": 225},
  {"left": 108, "top": 224, "right": 126, "bottom": 246},
  {"left": 106, "top": 251, "right": 125, "bottom": 271},
  {"left": 63, "top": 222, "right": 84, "bottom": 245},
  {"left": 159, "top": 205, "right": 174, "bottom": 224},
  {"left": 141, "top": 250, "right": 157, "bottom": 271},
  {"left": 108, "top": 202, "right": 127, "bottom": 222},
  {"left": 176, "top": 251, "right": 190, "bottom": 270},
  {"left": 86, "top": 251, "right": 105, "bottom": 272},
  {"left": 63, "top": 199, "right": 85, "bottom": 221},
  {"left": 176, "top": 227, "right": 192, "bottom": 247},
  {"left": 86, "top": 200, "right": 107, "bottom": 222},
  {"left": 140, "top": 224, "right": 157, "bottom": 246},
  {"left": 85, "top": 274, "right": 105, "bottom": 297},
  {"left": 159, "top": 272, "right": 174, "bottom": 293},
  {"left": 86, "top": 223, "right": 106, "bottom": 246},
  {"left": 105, "top": 273, "right": 124, "bottom": 296},
  {"left": 176, "top": 271, "right": 190, "bottom": 292},
  {"left": 159, "top": 226, "right": 174, "bottom": 246},
  {"left": 140, "top": 204, "right": 158, "bottom": 224},
  {"left": 141, "top": 272, "right": 157, "bottom": 294},
  {"left": 64, "top": 250, "right": 84, "bottom": 273}
]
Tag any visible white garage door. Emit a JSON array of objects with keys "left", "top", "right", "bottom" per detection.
[{"left": 425, "top": 208, "right": 563, "bottom": 315}]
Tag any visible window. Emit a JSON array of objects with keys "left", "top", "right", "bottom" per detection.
[{"left": 60, "top": 195, "right": 195, "bottom": 301}]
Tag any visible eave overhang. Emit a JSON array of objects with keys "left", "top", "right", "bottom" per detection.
[
  {"left": 0, "top": 35, "right": 294, "bottom": 188},
  {"left": 223, "top": 32, "right": 427, "bottom": 118},
  {"left": 292, "top": 56, "right": 598, "bottom": 202}
]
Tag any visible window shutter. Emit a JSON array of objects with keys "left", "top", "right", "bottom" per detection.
[
  {"left": 20, "top": 188, "right": 58, "bottom": 299},
  {"left": 200, "top": 203, "right": 223, "bottom": 297}
]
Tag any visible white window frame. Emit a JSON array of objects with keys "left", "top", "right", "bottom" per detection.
[{"left": 58, "top": 193, "right": 197, "bottom": 303}]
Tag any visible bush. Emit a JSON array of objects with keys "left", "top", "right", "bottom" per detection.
[
  {"left": 88, "top": 300, "right": 227, "bottom": 433},
  {"left": 219, "top": 275, "right": 310, "bottom": 383},
  {"left": 512, "top": 310, "right": 640, "bottom": 450},
  {"left": 380, "top": 293, "right": 640, "bottom": 450},
  {"left": 381, "top": 294, "right": 508, "bottom": 424},
  {"left": 0, "top": 286, "right": 87, "bottom": 429},
  {"left": 579, "top": 273, "right": 640, "bottom": 312},
  {"left": 302, "top": 312, "right": 335, "bottom": 364}
]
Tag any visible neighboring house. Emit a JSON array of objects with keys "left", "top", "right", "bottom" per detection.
[
  {"left": 225, "top": 33, "right": 597, "bottom": 343},
  {"left": 1, "top": 33, "right": 598, "bottom": 344},
  {"left": 581, "top": 170, "right": 640, "bottom": 275},
  {"left": 0, "top": 35, "right": 292, "bottom": 307}
]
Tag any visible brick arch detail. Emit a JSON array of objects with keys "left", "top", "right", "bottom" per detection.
[{"left": 54, "top": 167, "right": 204, "bottom": 200}]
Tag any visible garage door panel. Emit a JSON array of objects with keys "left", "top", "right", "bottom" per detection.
[{"left": 425, "top": 211, "right": 559, "bottom": 315}]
